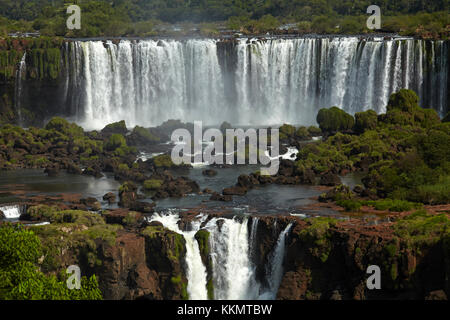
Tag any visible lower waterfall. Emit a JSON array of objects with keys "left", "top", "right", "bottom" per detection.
[
  {"left": 0, "top": 205, "right": 23, "bottom": 219},
  {"left": 150, "top": 212, "right": 293, "bottom": 300},
  {"left": 150, "top": 212, "right": 209, "bottom": 300}
]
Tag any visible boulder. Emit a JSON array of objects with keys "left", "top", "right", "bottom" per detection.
[
  {"left": 223, "top": 186, "right": 247, "bottom": 196},
  {"left": 320, "top": 172, "right": 341, "bottom": 186},
  {"left": 210, "top": 192, "right": 232, "bottom": 202},
  {"left": 103, "top": 192, "right": 117, "bottom": 204},
  {"left": 202, "top": 169, "right": 218, "bottom": 177}
]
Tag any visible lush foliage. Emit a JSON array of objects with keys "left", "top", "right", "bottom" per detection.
[
  {"left": 0, "top": 1, "right": 447, "bottom": 38},
  {"left": 0, "top": 223, "right": 102, "bottom": 300}
]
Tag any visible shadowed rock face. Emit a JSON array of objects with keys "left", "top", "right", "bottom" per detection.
[{"left": 277, "top": 218, "right": 450, "bottom": 300}]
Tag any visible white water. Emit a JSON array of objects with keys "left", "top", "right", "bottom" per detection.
[
  {"left": 62, "top": 37, "right": 448, "bottom": 129},
  {"left": 0, "top": 205, "right": 23, "bottom": 219},
  {"left": 261, "top": 223, "right": 293, "bottom": 300},
  {"left": 205, "top": 217, "right": 260, "bottom": 300},
  {"left": 150, "top": 212, "right": 209, "bottom": 300},
  {"left": 151, "top": 212, "right": 294, "bottom": 300},
  {"left": 14, "top": 53, "right": 26, "bottom": 125}
]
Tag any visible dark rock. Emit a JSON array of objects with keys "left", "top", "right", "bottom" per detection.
[
  {"left": 320, "top": 172, "right": 341, "bottom": 186},
  {"left": 223, "top": 186, "right": 247, "bottom": 196},
  {"left": 81, "top": 197, "right": 102, "bottom": 211},
  {"left": 202, "top": 188, "right": 214, "bottom": 194},
  {"left": 353, "top": 185, "right": 364, "bottom": 194},
  {"left": 210, "top": 192, "right": 232, "bottom": 202},
  {"left": 202, "top": 169, "right": 217, "bottom": 177},
  {"left": 103, "top": 192, "right": 117, "bottom": 204},
  {"left": 425, "top": 290, "right": 447, "bottom": 300},
  {"left": 67, "top": 162, "right": 82, "bottom": 175},
  {"left": 44, "top": 165, "right": 60, "bottom": 177},
  {"left": 83, "top": 166, "right": 103, "bottom": 178}
]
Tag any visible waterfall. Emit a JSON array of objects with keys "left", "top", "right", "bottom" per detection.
[
  {"left": 57, "top": 37, "right": 447, "bottom": 129},
  {"left": 0, "top": 205, "right": 23, "bottom": 219},
  {"left": 14, "top": 53, "right": 26, "bottom": 125},
  {"left": 259, "top": 223, "right": 293, "bottom": 300},
  {"left": 150, "top": 212, "right": 209, "bottom": 300},
  {"left": 150, "top": 212, "right": 297, "bottom": 300},
  {"left": 205, "top": 217, "right": 260, "bottom": 300}
]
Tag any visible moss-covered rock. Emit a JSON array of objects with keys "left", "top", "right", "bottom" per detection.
[{"left": 316, "top": 107, "right": 355, "bottom": 134}]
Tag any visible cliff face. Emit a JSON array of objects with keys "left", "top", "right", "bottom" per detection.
[
  {"left": 277, "top": 216, "right": 449, "bottom": 300},
  {"left": 32, "top": 209, "right": 449, "bottom": 300},
  {"left": 0, "top": 37, "right": 67, "bottom": 126}
]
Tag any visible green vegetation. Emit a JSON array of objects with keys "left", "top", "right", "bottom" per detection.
[
  {"left": 317, "top": 107, "right": 355, "bottom": 134},
  {"left": 295, "top": 89, "right": 450, "bottom": 206},
  {"left": 0, "top": 1, "right": 447, "bottom": 38},
  {"left": 143, "top": 179, "right": 163, "bottom": 191},
  {"left": 153, "top": 154, "right": 175, "bottom": 168},
  {"left": 298, "top": 217, "right": 337, "bottom": 263},
  {"left": 0, "top": 223, "right": 102, "bottom": 300},
  {"left": 393, "top": 210, "right": 450, "bottom": 247}
]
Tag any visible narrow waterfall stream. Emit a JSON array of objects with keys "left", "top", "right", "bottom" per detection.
[{"left": 150, "top": 212, "right": 294, "bottom": 300}]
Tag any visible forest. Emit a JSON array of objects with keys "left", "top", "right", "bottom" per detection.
[{"left": 0, "top": 0, "right": 448, "bottom": 38}]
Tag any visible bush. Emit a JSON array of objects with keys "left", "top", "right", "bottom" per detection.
[
  {"left": 355, "top": 110, "right": 378, "bottom": 133},
  {"left": 143, "top": 179, "right": 163, "bottom": 190},
  {"left": 386, "top": 89, "right": 419, "bottom": 113},
  {"left": 0, "top": 224, "right": 102, "bottom": 300},
  {"left": 105, "top": 134, "right": 127, "bottom": 151},
  {"left": 316, "top": 107, "right": 355, "bottom": 133},
  {"left": 153, "top": 154, "right": 174, "bottom": 168},
  {"left": 337, "top": 199, "right": 362, "bottom": 212}
]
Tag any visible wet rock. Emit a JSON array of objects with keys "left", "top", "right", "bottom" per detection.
[
  {"left": 81, "top": 197, "right": 102, "bottom": 211},
  {"left": 0, "top": 210, "right": 4, "bottom": 219},
  {"left": 237, "top": 174, "right": 259, "bottom": 189},
  {"left": 278, "top": 159, "right": 295, "bottom": 176},
  {"left": 320, "top": 172, "right": 341, "bottom": 186},
  {"left": 202, "top": 188, "right": 214, "bottom": 194},
  {"left": 119, "top": 182, "right": 138, "bottom": 208},
  {"left": 222, "top": 186, "right": 247, "bottom": 196},
  {"left": 202, "top": 169, "right": 217, "bottom": 177},
  {"left": 425, "top": 290, "right": 447, "bottom": 300},
  {"left": 83, "top": 166, "right": 104, "bottom": 179},
  {"left": 210, "top": 192, "right": 232, "bottom": 202},
  {"left": 44, "top": 165, "right": 60, "bottom": 177},
  {"left": 102, "top": 209, "right": 143, "bottom": 226},
  {"left": 300, "top": 168, "right": 316, "bottom": 185},
  {"left": 353, "top": 185, "right": 364, "bottom": 195},
  {"left": 103, "top": 192, "right": 117, "bottom": 204},
  {"left": 66, "top": 162, "right": 82, "bottom": 175}
]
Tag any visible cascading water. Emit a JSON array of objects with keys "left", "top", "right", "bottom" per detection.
[
  {"left": 205, "top": 217, "right": 260, "bottom": 300},
  {"left": 150, "top": 212, "right": 295, "bottom": 300},
  {"left": 150, "top": 212, "right": 209, "bottom": 300},
  {"left": 14, "top": 53, "right": 26, "bottom": 125},
  {"left": 58, "top": 37, "right": 448, "bottom": 129},
  {"left": 260, "top": 223, "right": 293, "bottom": 300},
  {"left": 0, "top": 205, "right": 23, "bottom": 219}
]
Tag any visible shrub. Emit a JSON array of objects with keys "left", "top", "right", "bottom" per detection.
[
  {"left": 354, "top": 110, "right": 378, "bottom": 133},
  {"left": 143, "top": 179, "right": 163, "bottom": 190},
  {"left": 153, "top": 154, "right": 174, "bottom": 168},
  {"left": 105, "top": 134, "right": 127, "bottom": 151},
  {"left": 0, "top": 224, "right": 102, "bottom": 300},
  {"left": 386, "top": 89, "right": 419, "bottom": 113},
  {"left": 316, "top": 107, "right": 355, "bottom": 133}
]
